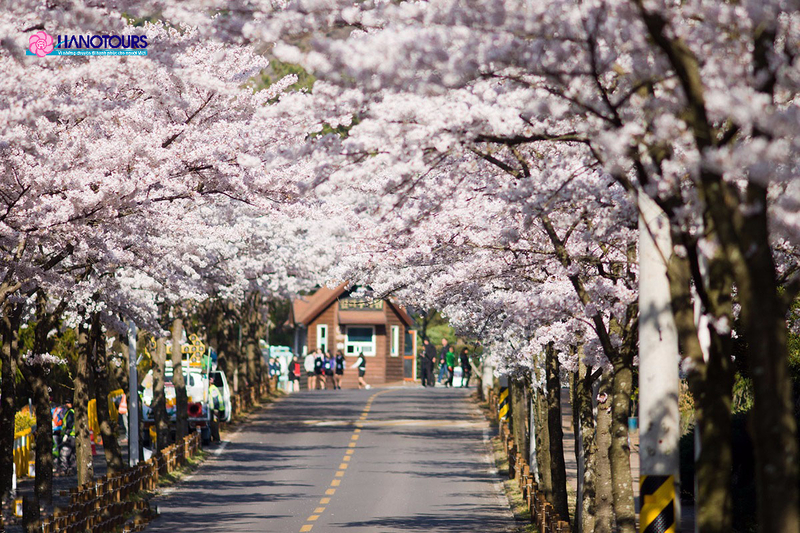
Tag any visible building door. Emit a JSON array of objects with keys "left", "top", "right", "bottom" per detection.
[{"left": 403, "top": 329, "right": 417, "bottom": 380}]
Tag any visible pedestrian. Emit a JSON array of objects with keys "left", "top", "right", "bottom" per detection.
[
  {"left": 118, "top": 393, "right": 129, "bottom": 439},
  {"left": 58, "top": 401, "right": 76, "bottom": 475},
  {"left": 208, "top": 379, "right": 224, "bottom": 443},
  {"left": 352, "top": 351, "right": 369, "bottom": 389},
  {"left": 324, "top": 351, "right": 336, "bottom": 389},
  {"left": 438, "top": 338, "right": 450, "bottom": 384},
  {"left": 460, "top": 347, "right": 472, "bottom": 388},
  {"left": 421, "top": 339, "right": 437, "bottom": 387},
  {"left": 314, "top": 349, "right": 326, "bottom": 390},
  {"left": 445, "top": 345, "right": 456, "bottom": 387},
  {"left": 334, "top": 350, "right": 345, "bottom": 390},
  {"left": 304, "top": 350, "right": 316, "bottom": 390},
  {"left": 288, "top": 355, "right": 301, "bottom": 392},
  {"left": 51, "top": 403, "right": 65, "bottom": 459}
]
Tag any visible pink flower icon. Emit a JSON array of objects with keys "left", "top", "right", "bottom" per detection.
[{"left": 29, "top": 31, "right": 54, "bottom": 57}]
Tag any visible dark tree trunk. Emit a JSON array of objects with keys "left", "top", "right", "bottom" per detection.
[
  {"left": 510, "top": 379, "right": 530, "bottom": 462},
  {"left": 171, "top": 315, "right": 188, "bottom": 442},
  {"left": 545, "top": 345, "right": 569, "bottom": 521},
  {"left": 244, "top": 292, "right": 263, "bottom": 392},
  {"left": 573, "top": 362, "right": 597, "bottom": 533},
  {"left": 75, "top": 319, "right": 94, "bottom": 485},
  {"left": 91, "top": 314, "right": 123, "bottom": 474},
  {"left": 153, "top": 337, "right": 170, "bottom": 451},
  {"left": 668, "top": 243, "right": 734, "bottom": 533},
  {"left": 0, "top": 303, "right": 22, "bottom": 499},
  {"left": 533, "top": 387, "right": 553, "bottom": 497}
]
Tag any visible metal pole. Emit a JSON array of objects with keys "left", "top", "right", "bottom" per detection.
[
  {"left": 128, "top": 320, "right": 139, "bottom": 467},
  {"left": 638, "top": 194, "right": 680, "bottom": 532}
]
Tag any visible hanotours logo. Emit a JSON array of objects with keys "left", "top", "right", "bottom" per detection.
[{"left": 27, "top": 30, "right": 148, "bottom": 57}]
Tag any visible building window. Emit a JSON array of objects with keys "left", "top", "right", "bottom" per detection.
[
  {"left": 317, "top": 324, "right": 328, "bottom": 353},
  {"left": 345, "top": 326, "right": 375, "bottom": 356},
  {"left": 391, "top": 326, "right": 400, "bottom": 357},
  {"left": 404, "top": 330, "right": 414, "bottom": 356}
]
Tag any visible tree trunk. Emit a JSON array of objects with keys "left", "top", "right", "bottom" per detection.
[
  {"left": 244, "top": 291, "right": 262, "bottom": 392},
  {"left": 153, "top": 337, "right": 170, "bottom": 451},
  {"left": 734, "top": 185, "right": 798, "bottom": 533},
  {"left": 545, "top": 345, "right": 569, "bottom": 521},
  {"left": 533, "top": 387, "right": 553, "bottom": 498},
  {"left": 511, "top": 379, "right": 530, "bottom": 462},
  {"left": 0, "top": 303, "right": 22, "bottom": 499},
  {"left": 574, "top": 363, "right": 597, "bottom": 533},
  {"left": 594, "top": 373, "right": 614, "bottom": 533},
  {"left": 75, "top": 320, "right": 94, "bottom": 485},
  {"left": 668, "top": 243, "right": 734, "bottom": 533},
  {"left": 608, "top": 358, "right": 635, "bottom": 533},
  {"left": 91, "top": 314, "right": 123, "bottom": 474},
  {"left": 171, "top": 315, "right": 188, "bottom": 442}
]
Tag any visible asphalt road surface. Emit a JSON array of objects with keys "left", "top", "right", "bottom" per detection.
[{"left": 145, "top": 386, "right": 516, "bottom": 533}]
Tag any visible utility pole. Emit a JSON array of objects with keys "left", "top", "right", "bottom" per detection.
[
  {"left": 638, "top": 194, "right": 680, "bottom": 533},
  {"left": 128, "top": 321, "right": 139, "bottom": 467}
]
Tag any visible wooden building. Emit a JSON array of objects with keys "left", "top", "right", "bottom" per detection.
[{"left": 291, "top": 284, "right": 417, "bottom": 388}]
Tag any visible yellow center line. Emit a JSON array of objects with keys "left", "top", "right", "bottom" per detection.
[{"left": 300, "top": 390, "right": 393, "bottom": 533}]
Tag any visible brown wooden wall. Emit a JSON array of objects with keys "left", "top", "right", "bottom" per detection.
[{"left": 302, "top": 299, "right": 408, "bottom": 388}]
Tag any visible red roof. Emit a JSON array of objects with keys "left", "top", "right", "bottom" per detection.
[{"left": 291, "top": 283, "right": 415, "bottom": 329}]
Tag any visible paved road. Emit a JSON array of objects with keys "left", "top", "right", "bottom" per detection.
[{"left": 146, "top": 386, "right": 516, "bottom": 533}]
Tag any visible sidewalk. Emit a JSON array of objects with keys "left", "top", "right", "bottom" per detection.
[{"left": 560, "top": 387, "right": 694, "bottom": 532}]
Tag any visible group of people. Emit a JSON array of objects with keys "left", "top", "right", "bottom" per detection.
[
  {"left": 51, "top": 401, "right": 76, "bottom": 474},
  {"left": 291, "top": 349, "right": 370, "bottom": 390},
  {"left": 421, "top": 338, "right": 472, "bottom": 388}
]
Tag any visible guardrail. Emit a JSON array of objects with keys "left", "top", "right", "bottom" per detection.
[
  {"left": 28, "top": 432, "right": 201, "bottom": 533},
  {"left": 488, "top": 387, "right": 571, "bottom": 533}
]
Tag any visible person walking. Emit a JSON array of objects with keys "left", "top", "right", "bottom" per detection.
[
  {"left": 421, "top": 339, "right": 437, "bottom": 387},
  {"left": 58, "top": 401, "right": 76, "bottom": 474},
  {"left": 323, "top": 351, "right": 336, "bottom": 389},
  {"left": 314, "top": 349, "right": 326, "bottom": 390},
  {"left": 304, "top": 350, "right": 316, "bottom": 390},
  {"left": 208, "top": 379, "right": 224, "bottom": 443},
  {"left": 445, "top": 345, "right": 456, "bottom": 387},
  {"left": 334, "top": 350, "right": 345, "bottom": 390},
  {"left": 288, "top": 355, "right": 301, "bottom": 392},
  {"left": 437, "top": 338, "right": 450, "bottom": 384},
  {"left": 352, "top": 351, "right": 369, "bottom": 389},
  {"left": 118, "top": 393, "right": 129, "bottom": 439},
  {"left": 460, "top": 347, "right": 472, "bottom": 388}
]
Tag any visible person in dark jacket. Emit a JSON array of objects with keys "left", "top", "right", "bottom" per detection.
[
  {"left": 334, "top": 350, "right": 345, "bottom": 390},
  {"left": 421, "top": 339, "right": 437, "bottom": 387},
  {"left": 437, "top": 338, "right": 450, "bottom": 384},
  {"left": 460, "top": 348, "right": 472, "bottom": 388}
]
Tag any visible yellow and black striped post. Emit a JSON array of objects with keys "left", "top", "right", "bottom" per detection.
[
  {"left": 498, "top": 387, "right": 509, "bottom": 421},
  {"left": 640, "top": 475, "right": 676, "bottom": 533}
]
